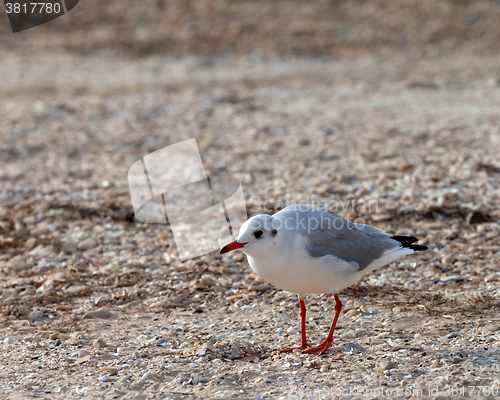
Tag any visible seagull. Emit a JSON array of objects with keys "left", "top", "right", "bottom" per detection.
[{"left": 220, "top": 204, "right": 427, "bottom": 355}]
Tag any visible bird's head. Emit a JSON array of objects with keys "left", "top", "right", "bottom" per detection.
[{"left": 220, "top": 214, "right": 280, "bottom": 257}]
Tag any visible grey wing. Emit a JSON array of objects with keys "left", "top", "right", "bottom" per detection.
[{"left": 299, "top": 211, "right": 401, "bottom": 271}]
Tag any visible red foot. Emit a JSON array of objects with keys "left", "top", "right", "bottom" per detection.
[
  {"left": 303, "top": 339, "right": 332, "bottom": 355},
  {"left": 277, "top": 343, "right": 310, "bottom": 353}
]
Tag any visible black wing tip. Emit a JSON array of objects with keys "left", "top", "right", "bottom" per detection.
[
  {"left": 409, "top": 244, "right": 428, "bottom": 251},
  {"left": 391, "top": 235, "right": 427, "bottom": 251}
]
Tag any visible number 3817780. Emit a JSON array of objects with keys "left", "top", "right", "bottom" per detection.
[{"left": 5, "top": 3, "right": 62, "bottom": 14}]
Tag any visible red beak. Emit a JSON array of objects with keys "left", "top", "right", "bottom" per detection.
[{"left": 220, "top": 240, "right": 247, "bottom": 254}]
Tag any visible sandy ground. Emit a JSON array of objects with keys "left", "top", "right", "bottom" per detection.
[{"left": 1, "top": 22, "right": 500, "bottom": 400}]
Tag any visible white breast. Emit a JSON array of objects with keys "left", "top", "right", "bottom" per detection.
[{"left": 246, "top": 234, "right": 365, "bottom": 297}]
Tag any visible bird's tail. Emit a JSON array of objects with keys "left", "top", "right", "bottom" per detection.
[{"left": 391, "top": 236, "right": 428, "bottom": 251}]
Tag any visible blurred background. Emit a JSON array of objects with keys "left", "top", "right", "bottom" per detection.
[
  {"left": 1, "top": 0, "right": 499, "bottom": 221},
  {"left": 1, "top": 1, "right": 500, "bottom": 397},
  {"left": 2, "top": 0, "right": 500, "bottom": 58}
]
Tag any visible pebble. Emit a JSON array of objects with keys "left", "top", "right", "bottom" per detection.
[
  {"left": 66, "top": 284, "right": 88, "bottom": 294},
  {"left": 467, "top": 210, "right": 488, "bottom": 224},
  {"left": 378, "top": 358, "right": 396, "bottom": 371},
  {"left": 345, "top": 343, "right": 365, "bottom": 352},
  {"left": 61, "top": 241, "right": 77, "bottom": 253},
  {"left": 77, "top": 237, "right": 98, "bottom": 250},
  {"left": 101, "top": 375, "right": 110, "bottom": 383},
  {"left": 192, "top": 373, "right": 201, "bottom": 384},
  {"left": 354, "top": 329, "right": 366, "bottom": 337},
  {"left": 441, "top": 254, "right": 456, "bottom": 266},
  {"left": 94, "top": 296, "right": 110, "bottom": 307},
  {"left": 345, "top": 309, "right": 358, "bottom": 317},
  {"left": 93, "top": 338, "right": 107, "bottom": 349},
  {"left": 83, "top": 309, "right": 115, "bottom": 320},
  {"left": 27, "top": 311, "right": 44, "bottom": 321},
  {"left": 67, "top": 338, "right": 83, "bottom": 346},
  {"left": 100, "top": 367, "right": 118, "bottom": 376},
  {"left": 248, "top": 283, "right": 271, "bottom": 291},
  {"left": 199, "top": 277, "right": 215, "bottom": 287},
  {"left": 372, "top": 213, "right": 391, "bottom": 222},
  {"left": 171, "top": 374, "right": 184, "bottom": 385},
  {"left": 231, "top": 348, "right": 242, "bottom": 358},
  {"left": 75, "top": 355, "right": 91, "bottom": 365},
  {"left": 340, "top": 332, "right": 354, "bottom": 339},
  {"left": 212, "top": 285, "right": 229, "bottom": 293},
  {"left": 142, "top": 372, "right": 157, "bottom": 382}
]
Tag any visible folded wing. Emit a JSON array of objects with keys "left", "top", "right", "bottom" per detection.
[{"left": 274, "top": 205, "right": 425, "bottom": 271}]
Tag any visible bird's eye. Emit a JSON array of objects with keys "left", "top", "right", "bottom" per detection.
[{"left": 254, "top": 229, "right": 264, "bottom": 238}]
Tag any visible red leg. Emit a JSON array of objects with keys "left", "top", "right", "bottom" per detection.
[
  {"left": 278, "top": 297, "right": 310, "bottom": 353},
  {"left": 303, "top": 294, "right": 342, "bottom": 355}
]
